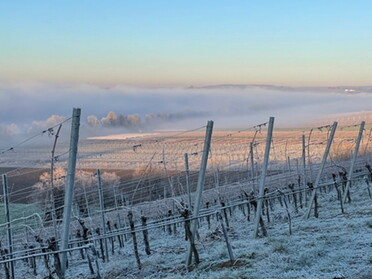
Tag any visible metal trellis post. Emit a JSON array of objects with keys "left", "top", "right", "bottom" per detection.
[
  {"left": 61, "top": 108, "right": 81, "bottom": 275},
  {"left": 250, "top": 142, "right": 255, "bottom": 191},
  {"left": 2, "top": 174, "right": 15, "bottom": 279},
  {"left": 304, "top": 121, "right": 337, "bottom": 219},
  {"left": 184, "top": 153, "right": 192, "bottom": 209},
  {"left": 186, "top": 120, "right": 214, "bottom": 266},
  {"left": 302, "top": 134, "right": 307, "bottom": 206},
  {"left": 343, "top": 121, "right": 365, "bottom": 204},
  {"left": 253, "top": 117, "right": 274, "bottom": 238}
]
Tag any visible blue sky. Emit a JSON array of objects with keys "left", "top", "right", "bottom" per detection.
[{"left": 1, "top": 1, "right": 372, "bottom": 86}]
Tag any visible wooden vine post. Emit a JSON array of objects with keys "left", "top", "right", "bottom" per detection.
[
  {"left": 217, "top": 212, "right": 234, "bottom": 261},
  {"left": 128, "top": 211, "right": 141, "bottom": 270},
  {"left": 182, "top": 209, "right": 199, "bottom": 266},
  {"left": 97, "top": 169, "right": 109, "bottom": 262},
  {"left": 141, "top": 216, "right": 151, "bottom": 255}
]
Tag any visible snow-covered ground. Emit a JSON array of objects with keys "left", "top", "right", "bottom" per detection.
[
  {"left": 67, "top": 182, "right": 371, "bottom": 279},
  {"left": 9, "top": 179, "right": 371, "bottom": 279}
]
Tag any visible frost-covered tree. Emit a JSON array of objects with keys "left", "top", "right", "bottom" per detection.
[
  {"left": 33, "top": 168, "right": 120, "bottom": 220},
  {"left": 87, "top": 115, "right": 100, "bottom": 127}
]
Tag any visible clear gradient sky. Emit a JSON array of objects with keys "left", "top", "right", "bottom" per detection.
[{"left": 1, "top": 1, "right": 371, "bottom": 86}]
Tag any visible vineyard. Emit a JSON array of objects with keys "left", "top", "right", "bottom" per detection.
[{"left": 0, "top": 108, "right": 371, "bottom": 279}]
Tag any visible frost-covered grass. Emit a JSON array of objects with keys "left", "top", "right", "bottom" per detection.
[
  {"left": 96, "top": 185, "right": 372, "bottom": 279},
  {"left": 9, "top": 184, "right": 372, "bottom": 279},
  {"left": 0, "top": 203, "right": 42, "bottom": 235}
]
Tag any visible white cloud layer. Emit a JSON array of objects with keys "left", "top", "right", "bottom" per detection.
[{"left": 0, "top": 82, "right": 371, "bottom": 145}]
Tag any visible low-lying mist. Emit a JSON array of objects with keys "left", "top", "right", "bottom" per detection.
[{"left": 1, "top": 81, "right": 371, "bottom": 146}]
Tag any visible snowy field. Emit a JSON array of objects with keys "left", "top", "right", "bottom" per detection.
[{"left": 48, "top": 181, "right": 372, "bottom": 279}]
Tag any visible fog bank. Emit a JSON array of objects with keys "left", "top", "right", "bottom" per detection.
[{"left": 1, "top": 82, "right": 371, "bottom": 145}]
